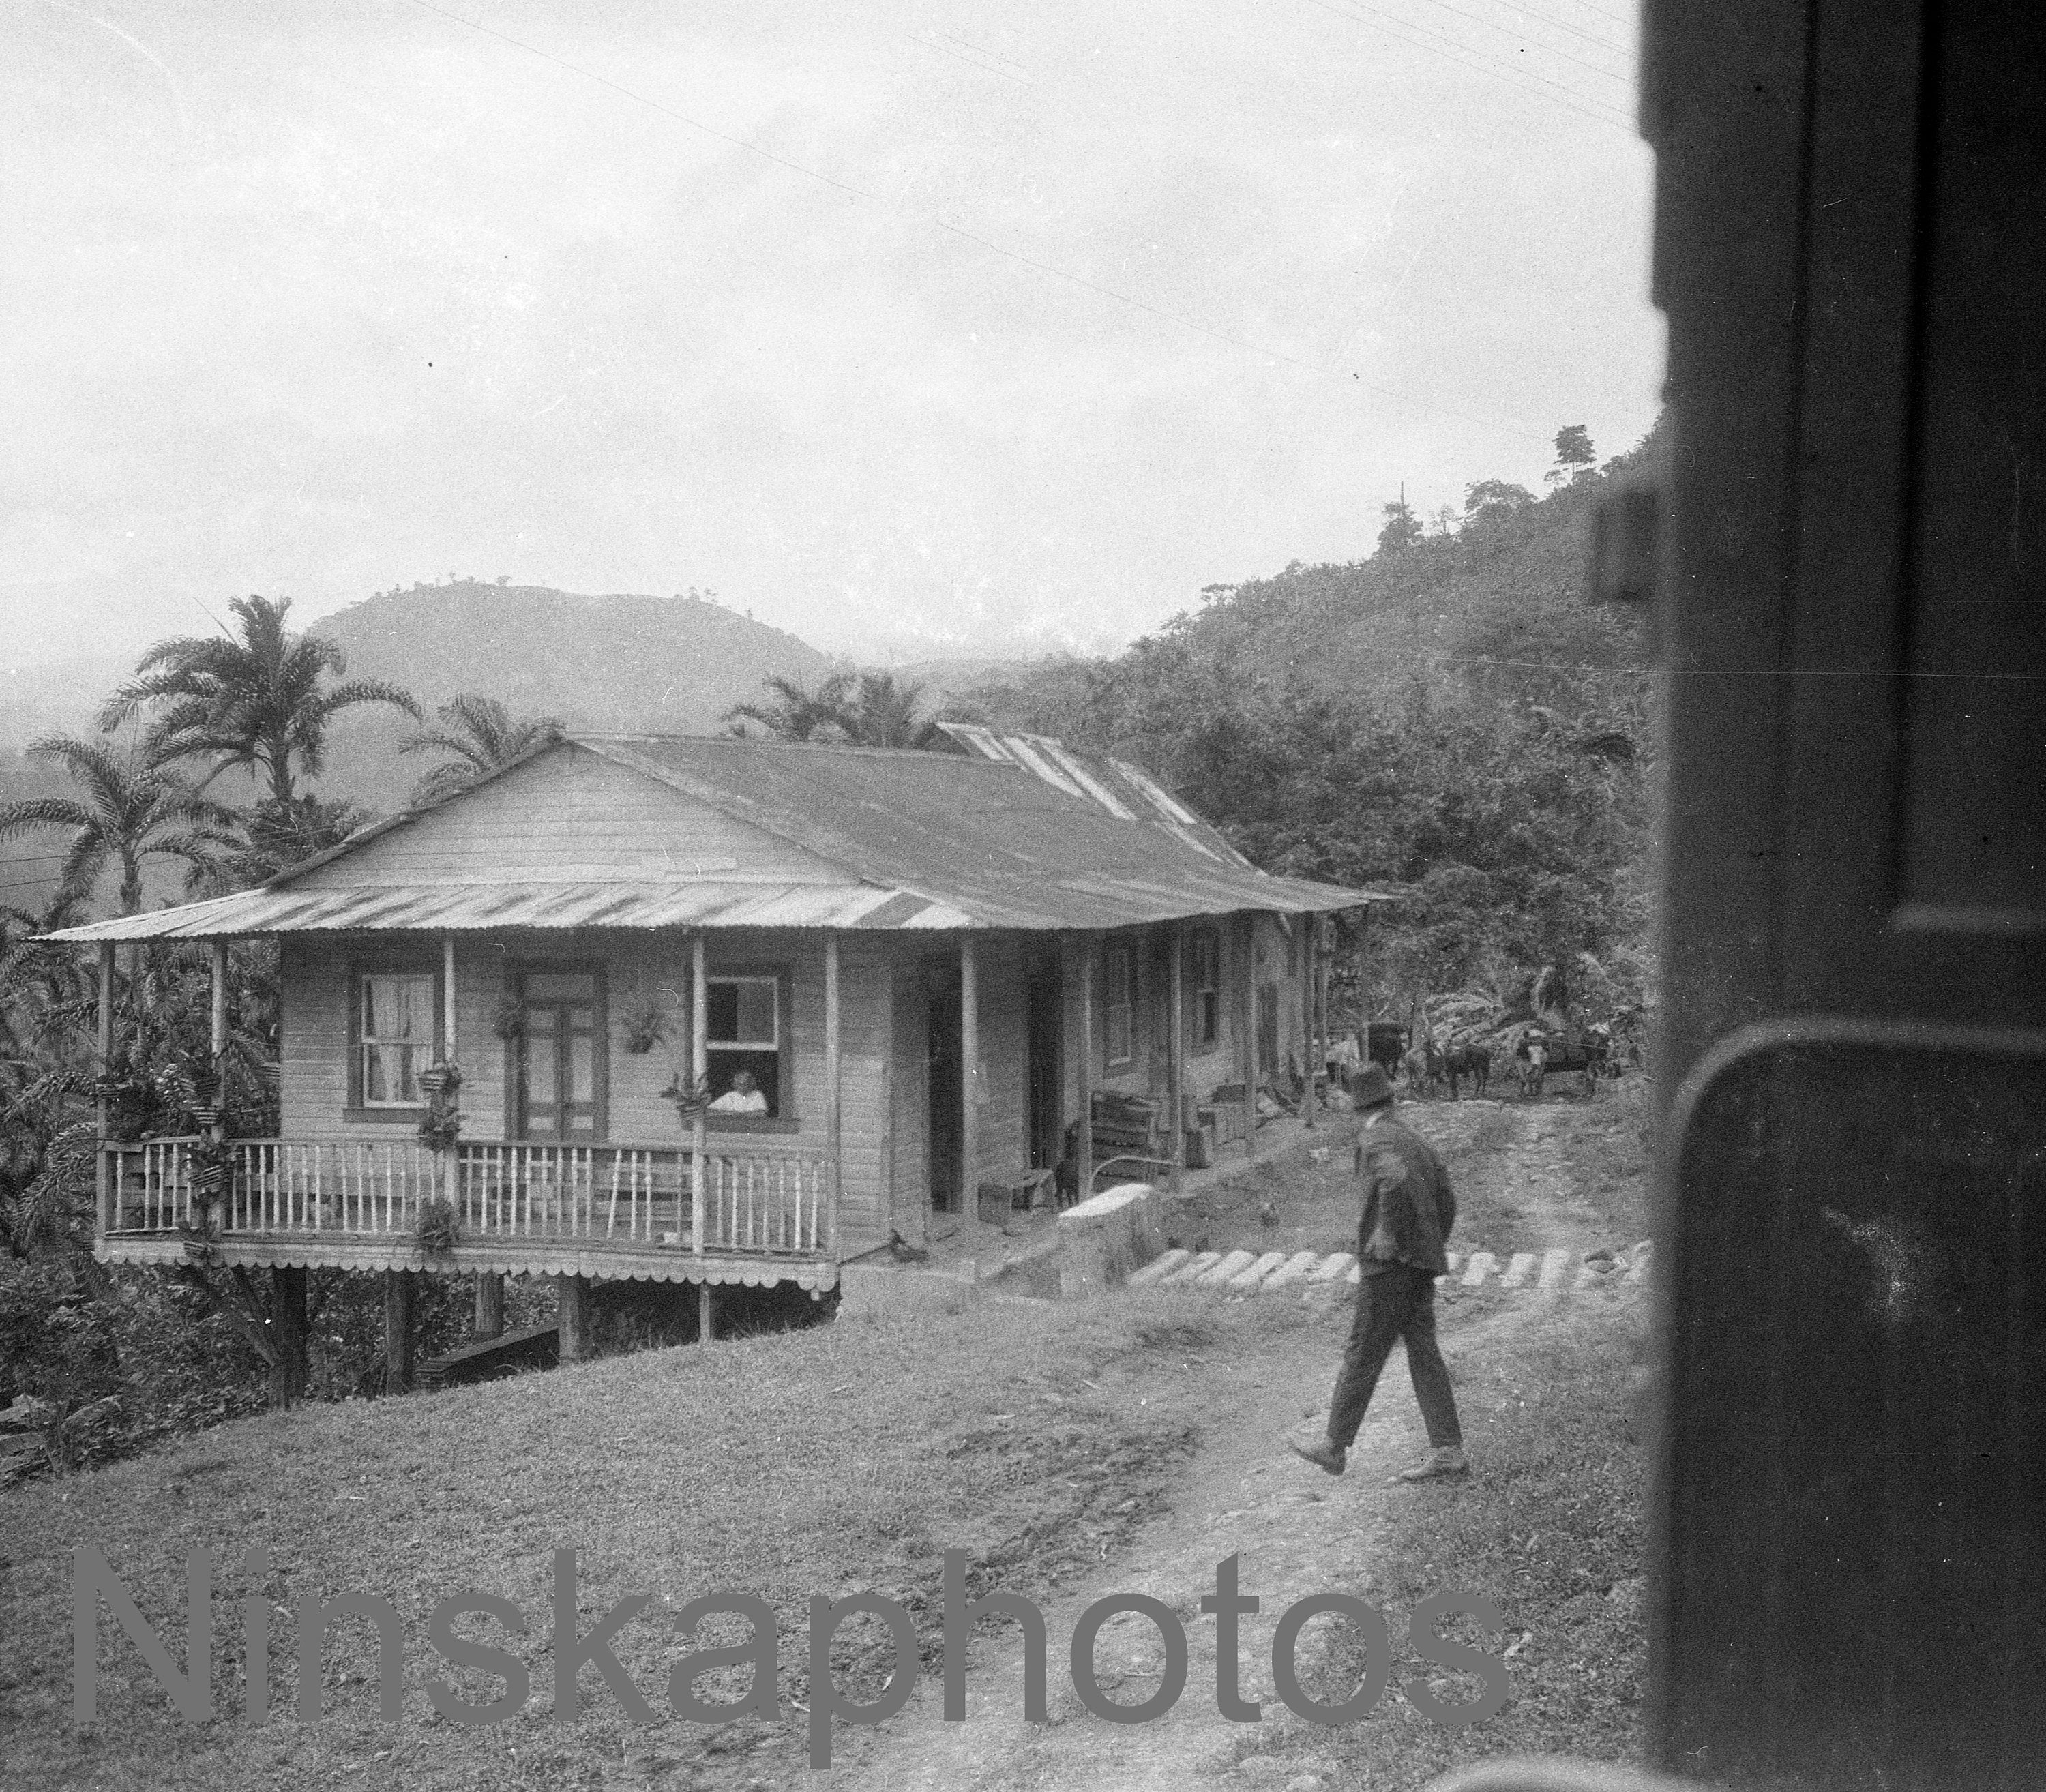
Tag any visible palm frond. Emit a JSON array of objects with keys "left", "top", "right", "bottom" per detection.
[{"left": 0, "top": 796, "right": 94, "bottom": 841}]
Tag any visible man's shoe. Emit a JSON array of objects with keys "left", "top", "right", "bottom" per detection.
[
  {"left": 1286, "top": 1428, "right": 1348, "bottom": 1476},
  {"left": 1391, "top": 1446, "right": 1469, "bottom": 1484}
]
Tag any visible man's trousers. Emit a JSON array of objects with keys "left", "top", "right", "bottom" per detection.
[{"left": 1326, "top": 1263, "right": 1462, "bottom": 1450}]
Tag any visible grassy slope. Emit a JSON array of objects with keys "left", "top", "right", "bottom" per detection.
[
  {"left": 2, "top": 1294, "right": 1328, "bottom": 1791},
  {"left": 5, "top": 1094, "right": 1653, "bottom": 1791}
]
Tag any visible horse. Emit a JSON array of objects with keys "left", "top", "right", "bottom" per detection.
[
  {"left": 1366, "top": 1023, "right": 1408, "bottom": 1078},
  {"left": 1442, "top": 1041, "right": 1492, "bottom": 1098},
  {"left": 1516, "top": 1030, "right": 1607, "bottom": 1098}
]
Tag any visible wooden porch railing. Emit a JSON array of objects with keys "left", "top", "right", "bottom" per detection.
[{"left": 101, "top": 1137, "right": 832, "bottom": 1256}]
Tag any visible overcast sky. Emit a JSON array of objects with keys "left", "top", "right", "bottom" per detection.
[{"left": 4, "top": 0, "right": 1661, "bottom": 670}]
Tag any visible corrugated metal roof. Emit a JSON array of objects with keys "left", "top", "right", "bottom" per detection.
[
  {"left": 45, "top": 732, "right": 1387, "bottom": 942},
  {"left": 45, "top": 881, "right": 977, "bottom": 942}
]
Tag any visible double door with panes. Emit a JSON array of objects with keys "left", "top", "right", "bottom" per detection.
[{"left": 514, "top": 971, "right": 604, "bottom": 1141}]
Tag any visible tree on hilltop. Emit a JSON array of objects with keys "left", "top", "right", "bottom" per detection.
[
  {"left": 1464, "top": 478, "right": 1537, "bottom": 527},
  {"left": 1546, "top": 425, "right": 1597, "bottom": 485},
  {"left": 1376, "top": 496, "right": 1425, "bottom": 556}
]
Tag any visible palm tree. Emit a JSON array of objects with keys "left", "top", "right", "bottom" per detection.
[
  {"left": 399, "top": 693, "right": 565, "bottom": 807},
  {"left": 722, "top": 673, "right": 855, "bottom": 742},
  {"left": 0, "top": 736, "right": 241, "bottom": 915},
  {"left": 98, "top": 594, "right": 419, "bottom": 805},
  {"left": 839, "top": 672, "right": 941, "bottom": 748}
]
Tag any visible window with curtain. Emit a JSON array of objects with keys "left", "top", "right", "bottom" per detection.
[{"left": 358, "top": 972, "right": 436, "bottom": 1107}]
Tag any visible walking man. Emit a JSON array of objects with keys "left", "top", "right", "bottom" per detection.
[{"left": 1287, "top": 1062, "right": 1468, "bottom": 1482}]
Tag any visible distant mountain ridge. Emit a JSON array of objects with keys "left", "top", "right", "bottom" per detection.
[
  {"left": 304, "top": 582, "right": 840, "bottom": 811},
  {"left": 318, "top": 582, "right": 835, "bottom": 728},
  {"left": 0, "top": 583, "right": 850, "bottom": 894}
]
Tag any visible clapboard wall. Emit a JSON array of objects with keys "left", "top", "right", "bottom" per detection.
[{"left": 277, "top": 925, "right": 895, "bottom": 1254}]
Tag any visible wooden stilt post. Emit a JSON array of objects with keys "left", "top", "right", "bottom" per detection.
[
  {"left": 1239, "top": 915, "right": 1257, "bottom": 1160},
  {"left": 383, "top": 1271, "right": 415, "bottom": 1393},
  {"left": 825, "top": 934, "right": 842, "bottom": 1255},
  {"left": 698, "top": 1279, "right": 715, "bottom": 1344},
  {"left": 960, "top": 934, "right": 980, "bottom": 1214},
  {"left": 558, "top": 1275, "right": 589, "bottom": 1362},
  {"left": 475, "top": 1272, "right": 504, "bottom": 1339},
  {"left": 95, "top": 940, "right": 114, "bottom": 1237},
  {"left": 270, "top": 1267, "right": 308, "bottom": 1407},
  {"left": 1168, "top": 923, "right": 1185, "bottom": 1191},
  {"left": 1073, "top": 934, "right": 1094, "bottom": 1204},
  {"left": 691, "top": 930, "right": 708, "bottom": 1259}
]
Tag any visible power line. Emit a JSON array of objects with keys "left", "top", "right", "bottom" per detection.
[
  {"left": 1562, "top": 0, "right": 1639, "bottom": 28},
  {"left": 1453, "top": 0, "right": 1635, "bottom": 59},
  {"left": 1402, "top": 0, "right": 1635, "bottom": 85},
  {"left": 405, "top": 0, "right": 1557, "bottom": 445},
  {"left": 1290, "top": 0, "right": 1637, "bottom": 132}
]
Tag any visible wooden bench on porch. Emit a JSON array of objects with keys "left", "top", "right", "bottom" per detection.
[{"left": 977, "top": 1168, "right": 1056, "bottom": 1222}]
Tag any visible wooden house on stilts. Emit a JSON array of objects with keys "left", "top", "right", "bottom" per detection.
[{"left": 48, "top": 728, "right": 1378, "bottom": 1378}]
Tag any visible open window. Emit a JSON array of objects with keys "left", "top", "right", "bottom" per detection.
[{"left": 705, "top": 966, "right": 793, "bottom": 1128}]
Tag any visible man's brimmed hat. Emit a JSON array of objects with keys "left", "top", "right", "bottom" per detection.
[{"left": 1350, "top": 1063, "right": 1395, "bottom": 1109}]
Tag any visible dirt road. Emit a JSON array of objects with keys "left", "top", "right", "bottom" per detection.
[{"left": 825, "top": 1093, "right": 1648, "bottom": 1792}]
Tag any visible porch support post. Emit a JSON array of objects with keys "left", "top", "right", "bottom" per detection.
[
  {"left": 1303, "top": 916, "right": 1318, "bottom": 1130},
  {"left": 209, "top": 940, "right": 228, "bottom": 1136},
  {"left": 1357, "top": 904, "right": 1372, "bottom": 1031},
  {"left": 1316, "top": 914, "right": 1332, "bottom": 1105},
  {"left": 558, "top": 1275, "right": 591, "bottom": 1362},
  {"left": 383, "top": 1271, "right": 415, "bottom": 1394},
  {"left": 475, "top": 1272, "right": 504, "bottom": 1339},
  {"left": 439, "top": 934, "right": 458, "bottom": 1208},
  {"left": 960, "top": 934, "right": 980, "bottom": 1212},
  {"left": 1072, "top": 933, "right": 1094, "bottom": 1202},
  {"left": 95, "top": 940, "right": 114, "bottom": 1236},
  {"left": 691, "top": 930, "right": 708, "bottom": 1257},
  {"left": 698, "top": 1279, "right": 716, "bottom": 1343},
  {"left": 1168, "top": 923, "right": 1185, "bottom": 1191},
  {"left": 1238, "top": 915, "right": 1256, "bottom": 1161},
  {"left": 441, "top": 934, "right": 457, "bottom": 1062},
  {"left": 825, "top": 934, "right": 842, "bottom": 1253}
]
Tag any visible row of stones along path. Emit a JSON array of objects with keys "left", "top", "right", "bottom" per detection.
[{"left": 827, "top": 1097, "right": 1644, "bottom": 1792}]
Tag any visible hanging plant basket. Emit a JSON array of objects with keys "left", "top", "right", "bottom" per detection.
[
  {"left": 660, "top": 1071, "right": 709, "bottom": 1121},
  {"left": 417, "top": 1108, "right": 462, "bottom": 1154},
  {"left": 623, "top": 1002, "right": 666, "bottom": 1055},
  {"left": 418, "top": 1062, "right": 462, "bottom": 1100}
]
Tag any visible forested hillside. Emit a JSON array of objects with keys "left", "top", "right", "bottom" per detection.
[{"left": 964, "top": 424, "right": 1663, "bottom": 1028}]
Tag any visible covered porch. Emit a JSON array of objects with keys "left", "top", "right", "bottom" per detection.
[{"left": 99, "top": 1135, "right": 833, "bottom": 1275}]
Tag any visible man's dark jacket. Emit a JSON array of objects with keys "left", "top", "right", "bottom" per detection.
[{"left": 1354, "top": 1114, "right": 1457, "bottom": 1276}]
